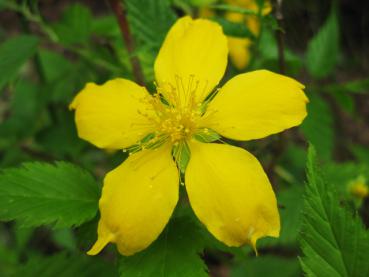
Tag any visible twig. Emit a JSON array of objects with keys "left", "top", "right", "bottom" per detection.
[
  {"left": 266, "top": 0, "right": 287, "bottom": 186},
  {"left": 107, "top": 0, "right": 145, "bottom": 86},
  {"left": 274, "top": 0, "right": 285, "bottom": 74}
]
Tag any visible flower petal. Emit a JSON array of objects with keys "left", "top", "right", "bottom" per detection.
[
  {"left": 154, "top": 16, "right": 228, "bottom": 103},
  {"left": 88, "top": 145, "right": 179, "bottom": 256},
  {"left": 227, "top": 37, "right": 252, "bottom": 70},
  {"left": 200, "top": 70, "right": 308, "bottom": 141},
  {"left": 185, "top": 141, "right": 280, "bottom": 250},
  {"left": 70, "top": 78, "right": 156, "bottom": 149}
]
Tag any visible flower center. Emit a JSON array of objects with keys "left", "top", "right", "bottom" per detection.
[
  {"left": 155, "top": 75, "right": 206, "bottom": 144},
  {"left": 138, "top": 75, "right": 206, "bottom": 146},
  {"left": 156, "top": 105, "right": 201, "bottom": 143},
  {"left": 133, "top": 75, "right": 212, "bottom": 153}
]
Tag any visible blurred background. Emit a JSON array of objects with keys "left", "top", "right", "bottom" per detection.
[{"left": 0, "top": 0, "right": 368, "bottom": 276}]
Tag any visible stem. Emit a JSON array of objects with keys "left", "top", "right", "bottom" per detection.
[
  {"left": 247, "top": 1, "right": 264, "bottom": 69},
  {"left": 266, "top": 0, "right": 287, "bottom": 187},
  {"left": 274, "top": 0, "right": 285, "bottom": 74},
  {"left": 108, "top": 0, "right": 145, "bottom": 86}
]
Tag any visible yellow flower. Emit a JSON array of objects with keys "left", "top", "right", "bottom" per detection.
[
  {"left": 227, "top": 0, "right": 272, "bottom": 69},
  {"left": 349, "top": 176, "right": 369, "bottom": 200},
  {"left": 70, "top": 16, "right": 308, "bottom": 256}
]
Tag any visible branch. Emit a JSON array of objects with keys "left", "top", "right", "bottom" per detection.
[
  {"left": 266, "top": 0, "right": 287, "bottom": 187},
  {"left": 108, "top": 0, "right": 145, "bottom": 86},
  {"left": 274, "top": 0, "right": 286, "bottom": 74}
]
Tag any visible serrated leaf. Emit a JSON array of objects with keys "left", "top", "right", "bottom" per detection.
[
  {"left": 125, "top": 0, "right": 176, "bottom": 81},
  {"left": 0, "top": 162, "right": 100, "bottom": 228},
  {"left": 15, "top": 253, "right": 117, "bottom": 277},
  {"left": 301, "top": 93, "right": 334, "bottom": 160},
  {"left": 119, "top": 216, "right": 208, "bottom": 277},
  {"left": 299, "top": 145, "right": 369, "bottom": 277},
  {"left": 306, "top": 7, "right": 339, "bottom": 79},
  {"left": 0, "top": 35, "right": 39, "bottom": 91}
]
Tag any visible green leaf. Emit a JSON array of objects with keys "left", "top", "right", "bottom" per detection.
[
  {"left": 38, "top": 50, "right": 73, "bottom": 82},
  {"left": 0, "top": 80, "right": 43, "bottom": 139},
  {"left": 119, "top": 216, "right": 208, "bottom": 277},
  {"left": 51, "top": 228, "right": 77, "bottom": 252},
  {"left": 330, "top": 89, "right": 355, "bottom": 114},
  {"left": 299, "top": 145, "right": 369, "bottom": 277},
  {"left": 37, "top": 52, "right": 94, "bottom": 103},
  {"left": 211, "top": 17, "right": 255, "bottom": 39},
  {"left": 0, "top": 162, "right": 100, "bottom": 228},
  {"left": 350, "top": 145, "right": 369, "bottom": 164},
  {"left": 306, "top": 7, "right": 339, "bottom": 79},
  {"left": 15, "top": 253, "right": 117, "bottom": 277},
  {"left": 276, "top": 185, "right": 304, "bottom": 245},
  {"left": 301, "top": 93, "right": 334, "bottom": 160},
  {"left": 324, "top": 78, "right": 369, "bottom": 95},
  {"left": 0, "top": 35, "right": 39, "bottom": 91},
  {"left": 91, "top": 15, "right": 120, "bottom": 38},
  {"left": 125, "top": 0, "right": 176, "bottom": 81},
  {"left": 53, "top": 4, "right": 92, "bottom": 45},
  {"left": 36, "top": 111, "right": 86, "bottom": 159},
  {"left": 323, "top": 162, "right": 369, "bottom": 198},
  {"left": 231, "top": 256, "right": 301, "bottom": 277},
  {"left": 252, "top": 29, "right": 303, "bottom": 74},
  {"left": 257, "top": 185, "right": 304, "bottom": 249}
]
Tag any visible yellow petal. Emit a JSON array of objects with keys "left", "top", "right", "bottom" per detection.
[
  {"left": 154, "top": 16, "right": 228, "bottom": 104},
  {"left": 70, "top": 78, "right": 156, "bottom": 149},
  {"left": 200, "top": 70, "right": 308, "bottom": 141},
  {"left": 228, "top": 37, "right": 252, "bottom": 69},
  {"left": 88, "top": 145, "right": 179, "bottom": 256},
  {"left": 185, "top": 141, "right": 280, "bottom": 250}
]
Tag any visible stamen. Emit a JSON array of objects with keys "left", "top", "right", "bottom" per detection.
[{"left": 136, "top": 75, "right": 213, "bottom": 149}]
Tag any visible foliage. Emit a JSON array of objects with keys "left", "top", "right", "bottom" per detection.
[
  {"left": 0, "top": 35, "right": 39, "bottom": 90},
  {"left": 299, "top": 146, "right": 369, "bottom": 277},
  {"left": 119, "top": 216, "right": 208, "bottom": 277},
  {"left": 306, "top": 6, "right": 340, "bottom": 79},
  {"left": 0, "top": 162, "right": 100, "bottom": 228},
  {"left": 0, "top": 0, "right": 368, "bottom": 276},
  {"left": 301, "top": 92, "right": 335, "bottom": 160},
  {"left": 15, "top": 253, "right": 118, "bottom": 277},
  {"left": 125, "top": 0, "right": 176, "bottom": 81}
]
